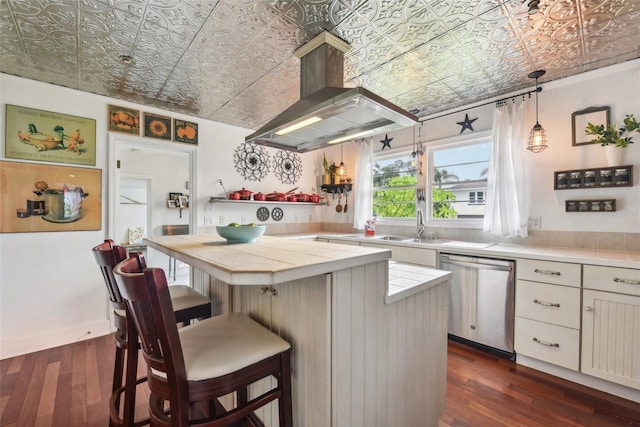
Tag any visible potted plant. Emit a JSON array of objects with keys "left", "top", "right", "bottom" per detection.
[
  {"left": 585, "top": 114, "right": 639, "bottom": 165},
  {"left": 322, "top": 154, "right": 338, "bottom": 185}
]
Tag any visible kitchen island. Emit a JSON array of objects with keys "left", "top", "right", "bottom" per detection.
[{"left": 145, "top": 233, "right": 450, "bottom": 427}]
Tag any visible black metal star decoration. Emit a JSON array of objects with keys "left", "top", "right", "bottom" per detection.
[
  {"left": 457, "top": 113, "right": 477, "bottom": 134},
  {"left": 380, "top": 134, "right": 393, "bottom": 150}
]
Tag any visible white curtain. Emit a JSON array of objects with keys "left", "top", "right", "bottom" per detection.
[
  {"left": 483, "top": 101, "right": 528, "bottom": 237},
  {"left": 352, "top": 138, "right": 373, "bottom": 230}
]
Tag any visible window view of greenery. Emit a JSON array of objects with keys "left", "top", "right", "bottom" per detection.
[
  {"left": 372, "top": 152, "right": 417, "bottom": 218},
  {"left": 430, "top": 141, "right": 491, "bottom": 220}
]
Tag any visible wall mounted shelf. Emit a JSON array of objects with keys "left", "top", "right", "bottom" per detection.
[
  {"left": 554, "top": 165, "right": 632, "bottom": 190},
  {"left": 565, "top": 199, "right": 616, "bottom": 212},
  {"left": 209, "top": 197, "right": 321, "bottom": 206},
  {"left": 321, "top": 183, "right": 352, "bottom": 194}
]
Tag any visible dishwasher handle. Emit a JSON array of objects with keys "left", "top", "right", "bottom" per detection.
[{"left": 440, "top": 258, "right": 513, "bottom": 272}]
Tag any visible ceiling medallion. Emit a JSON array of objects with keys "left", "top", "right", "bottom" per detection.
[
  {"left": 273, "top": 150, "right": 302, "bottom": 185},
  {"left": 233, "top": 142, "right": 271, "bottom": 181},
  {"left": 456, "top": 114, "right": 478, "bottom": 134}
]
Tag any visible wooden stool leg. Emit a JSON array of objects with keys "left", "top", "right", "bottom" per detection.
[
  {"left": 279, "top": 351, "right": 293, "bottom": 427},
  {"left": 122, "top": 321, "right": 139, "bottom": 425}
]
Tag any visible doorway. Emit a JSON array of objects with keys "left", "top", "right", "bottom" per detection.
[{"left": 108, "top": 133, "right": 197, "bottom": 283}]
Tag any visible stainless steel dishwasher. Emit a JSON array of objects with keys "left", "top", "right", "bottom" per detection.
[{"left": 440, "top": 253, "right": 515, "bottom": 357}]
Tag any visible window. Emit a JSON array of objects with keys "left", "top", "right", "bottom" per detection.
[
  {"left": 428, "top": 133, "right": 491, "bottom": 225},
  {"left": 469, "top": 191, "right": 485, "bottom": 204},
  {"left": 372, "top": 149, "right": 417, "bottom": 220}
]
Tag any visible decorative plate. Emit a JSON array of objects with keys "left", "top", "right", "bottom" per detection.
[
  {"left": 256, "top": 206, "right": 269, "bottom": 222},
  {"left": 271, "top": 207, "right": 284, "bottom": 221}
]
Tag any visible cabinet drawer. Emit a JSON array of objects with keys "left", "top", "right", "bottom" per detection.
[
  {"left": 583, "top": 265, "right": 640, "bottom": 296},
  {"left": 516, "top": 259, "right": 581, "bottom": 287},
  {"left": 515, "top": 280, "right": 581, "bottom": 329},
  {"left": 515, "top": 317, "right": 579, "bottom": 371}
]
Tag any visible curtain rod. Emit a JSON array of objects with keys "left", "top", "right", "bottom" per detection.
[{"left": 418, "top": 87, "right": 542, "bottom": 123}]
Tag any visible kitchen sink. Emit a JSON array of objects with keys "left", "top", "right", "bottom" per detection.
[
  {"left": 404, "top": 237, "right": 451, "bottom": 244},
  {"left": 374, "top": 235, "right": 411, "bottom": 241}
]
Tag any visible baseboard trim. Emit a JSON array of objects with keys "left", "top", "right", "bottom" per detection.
[
  {"left": 0, "top": 320, "right": 111, "bottom": 360},
  {"left": 517, "top": 354, "right": 640, "bottom": 403}
]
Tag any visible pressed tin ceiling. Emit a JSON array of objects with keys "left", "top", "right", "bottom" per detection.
[{"left": 1, "top": 0, "right": 639, "bottom": 131}]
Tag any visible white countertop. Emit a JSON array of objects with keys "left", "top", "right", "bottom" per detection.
[
  {"left": 314, "top": 233, "right": 640, "bottom": 269},
  {"left": 145, "top": 233, "right": 391, "bottom": 285},
  {"left": 386, "top": 261, "right": 451, "bottom": 304}
]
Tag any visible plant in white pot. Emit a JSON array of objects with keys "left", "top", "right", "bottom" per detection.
[{"left": 585, "top": 114, "right": 639, "bottom": 166}]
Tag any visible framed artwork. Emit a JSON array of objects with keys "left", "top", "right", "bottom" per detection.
[
  {"left": 174, "top": 119, "right": 198, "bottom": 144},
  {"left": 108, "top": 104, "right": 140, "bottom": 135},
  {"left": 178, "top": 195, "right": 189, "bottom": 208},
  {"left": 169, "top": 192, "right": 182, "bottom": 201},
  {"left": 144, "top": 113, "right": 172, "bottom": 140},
  {"left": 572, "top": 106, "right": 610, "bottom": 146},
  {"left": 0, "top": 160, "right": 102, "bottom": 233},
  {"left": 5, "top": 104, "right": 97, "bottom": 166},
  {"left": 167, "top": 199, "right": 178, "bottom": 208}
]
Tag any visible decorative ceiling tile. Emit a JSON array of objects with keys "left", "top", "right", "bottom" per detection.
[{"left": 1, "top": 0, "right": 639, "bottom": 128}]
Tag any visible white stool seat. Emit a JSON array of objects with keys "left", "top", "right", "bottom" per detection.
[
  {"left": 152, "top": 313, "right": 290, "bottom": 381},
  {"left": 168, "top": 285, "right": 210, "bottom": 313}
]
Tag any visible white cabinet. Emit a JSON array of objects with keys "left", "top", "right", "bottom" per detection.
[
  {"left": 514, "top": 259, "right": 581, "bottom": 370},
  {"left": 582, "top": 265, "right": 640, "bottom": 390},
  {"left": 517, "top": 258, "right": 581, "bottom": 287},
  {"left": 515, "top": 317, "right": 580, "bottom": 370}
]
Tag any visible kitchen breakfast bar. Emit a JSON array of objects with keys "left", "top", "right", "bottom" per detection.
[{"left": 144, "top": 233, "right": 451, "bottom": 427}]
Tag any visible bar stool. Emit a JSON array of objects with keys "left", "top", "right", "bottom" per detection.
[
  {"left": 161, "top": 224, "right": 189, "bottom": 281},
  {"left": 114, "top": 252, "right": 293, "bottom": 427},
  {"left": 92, "top": 239, "right": 212, "bottom": 427}
]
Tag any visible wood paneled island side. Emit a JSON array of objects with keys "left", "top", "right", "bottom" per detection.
[{"left": 145, "top": 234, "right": 449, "bottom": 427}]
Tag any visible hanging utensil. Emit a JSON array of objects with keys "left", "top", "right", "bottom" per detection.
[
  {"left": 343, "top": 190, "right": 348, "bottom": 213},
  {"left": 336, "top": 190, "right": 343, "bottom": 212}
]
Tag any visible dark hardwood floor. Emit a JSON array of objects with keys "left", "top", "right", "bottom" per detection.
[
  {"left": 441, "top": 340, "right": 640, "bottom": 427},
  {"left": 1, "top": 335, "right": 639, "bottom": 426}
]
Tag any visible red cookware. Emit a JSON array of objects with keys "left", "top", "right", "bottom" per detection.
[
  {"left": 253, "top": 192, "right": 266, "bottom": 201},
  {"left": 296, "top": 192, "right": 309, "bottom": 202},
  {"left": 228, "top": 192, "right": 241, "bottom": 200},
  {"left": 286, "top": 195, "right": 298, "bottom": 202},
  {"left": 266, "top": 192, "right": 284, "bottom": 201},
  {"left": 236, "top": 187, "right": 252, "bottom": 200},
  {"left": 308, "top": 194, "right": 320, "bottom": 203}
]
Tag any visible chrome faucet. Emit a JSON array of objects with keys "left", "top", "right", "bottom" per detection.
[{"left": 416, "top": 208, "right": 425, "bottom": 238}]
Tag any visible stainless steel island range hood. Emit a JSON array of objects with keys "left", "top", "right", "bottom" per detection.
[{"left": 245, "top": 31, "right": 418, "bottom": 152}]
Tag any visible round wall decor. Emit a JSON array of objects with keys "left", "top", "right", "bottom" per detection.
[
  {"left": 256, "top": 206, "right": 269, "bottom": 222},
  {"left": 233, "top": 142, "right": 271, "bottom": 181},
  {"left": 273, "top": 150, "right": 302, "bottom": 184},
  {"left": 271, "top": 207, "right": 284, "bottom": 221}
]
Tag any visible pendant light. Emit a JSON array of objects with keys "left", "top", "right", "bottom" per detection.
[
  {"left": 527, "top": 69, "right": 547, "bottom": 153},
  {"left": 338, "top": 143, "right": 345, "bottom": 179},
  {"left": 412, "top": 122, "right": 424, "bottom": 168},
  {"left": 411, "top": 125, "right": 417, "bottom": 168}
]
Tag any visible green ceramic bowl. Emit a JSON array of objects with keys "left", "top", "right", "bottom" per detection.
[{"left": 216, "top": 224, "right": 265, "bottom": 243}]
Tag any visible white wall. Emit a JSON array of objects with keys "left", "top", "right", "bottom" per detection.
[
  {"left": 0, "top": 73, "right": 318, "bottom": 358},
  {"left": 367, "top": 60, "right": 640, "bottom": 233},
  {"left": 1, "top": 59, "right": 639, "bottom": 358}
]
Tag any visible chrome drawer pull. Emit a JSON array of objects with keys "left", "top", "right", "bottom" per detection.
[
  {"left": 533, "top": 337, "right": 559, "bottom": 347},
  {"left": 534, "top": 268, "right": 561, "bottom": 276},
  {"left": 613, "top": 277, "right": 640, "bottom": 285},
  {"left": 533, "top": 299, "right": 560, "bottom": 308}
]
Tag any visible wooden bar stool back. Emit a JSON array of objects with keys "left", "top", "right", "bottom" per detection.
[
  {"left": 92, "top": 239, "right": 212, "bottom": 426},
  {"left": 114, "top": 253, "right": 293, "bottom": 427}
]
